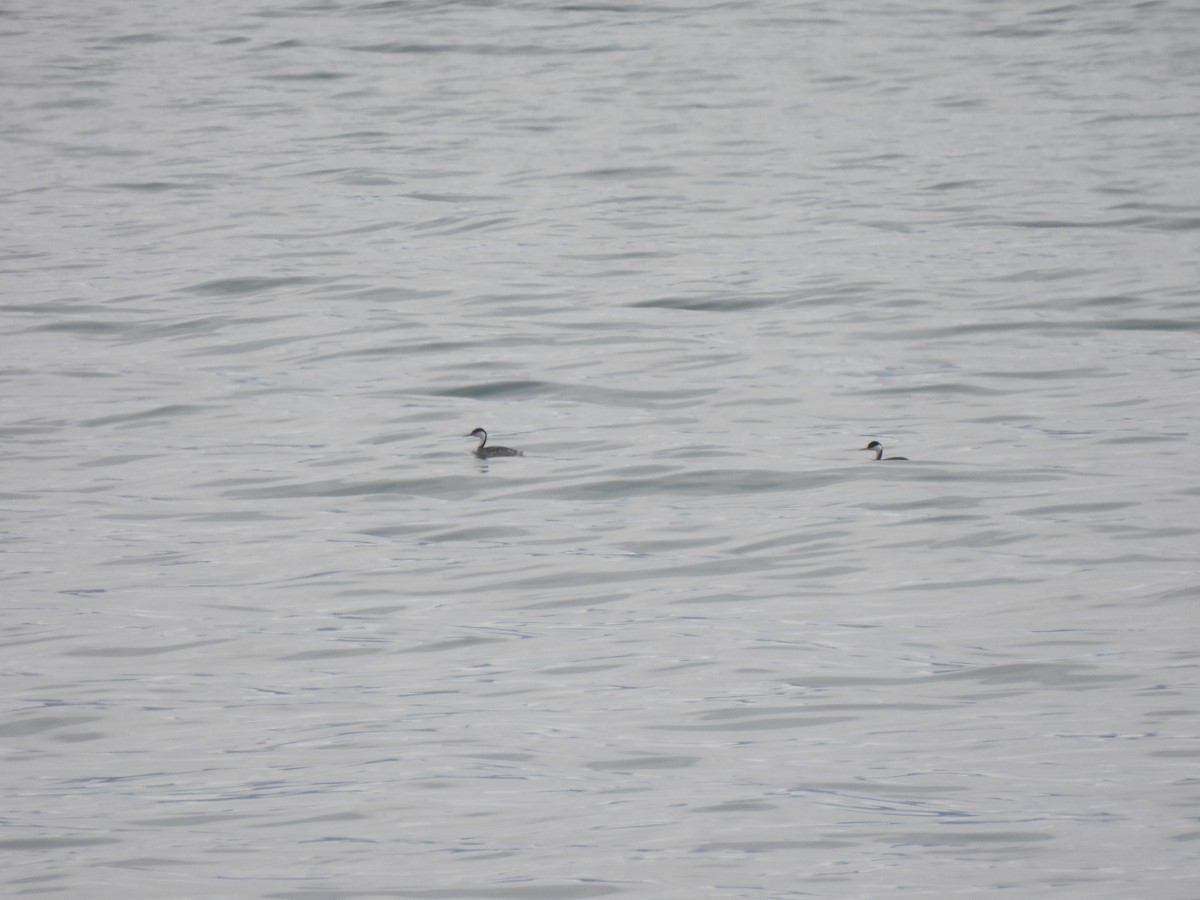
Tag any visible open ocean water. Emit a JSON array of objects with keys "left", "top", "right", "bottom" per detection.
[{"left": 3, "top": 0, "right": 1199, "bottom": 897}]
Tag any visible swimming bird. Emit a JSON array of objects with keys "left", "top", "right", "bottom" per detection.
[
  {"left": 861, "top": 440, "right": 907, "bottom": 461},
  {"left": 467, "top": 428, "right": 523, "bottom": 459}
]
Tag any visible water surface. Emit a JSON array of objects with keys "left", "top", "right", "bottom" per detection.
[{"left": 3, "top": 1, "right": 1199, "bottom": 897}]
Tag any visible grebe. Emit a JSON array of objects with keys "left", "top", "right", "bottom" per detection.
[
  {"left": 468, "top": 428, "right": 523, "bottom": 459},
  {"left": 861, "top": 440, "right": 907, "bottom": 461}
]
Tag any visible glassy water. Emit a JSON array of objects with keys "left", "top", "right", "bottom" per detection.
[{"left": 3, "top": 0, "right": 1199, "bottom": 897}]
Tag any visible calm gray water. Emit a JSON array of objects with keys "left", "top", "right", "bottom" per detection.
[{"left": 3, "top": 0, "right": 1199, "bottom": 897}]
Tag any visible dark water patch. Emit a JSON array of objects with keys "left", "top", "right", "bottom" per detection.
[
  {"left": 864, "top": 318, "right": 1199, "bottom": 340},
  {"left": 567, "top": 165, "right": 678, "bottom": 181},
  {"left": 354, "top": 524, "right": 429, "bottom": 538},
  {"left": 406, "top": 191, "right": 509, "bottom": 203},
  {"left": 788, "top": 280, "right": 888, "bottom": 307},
  {"left": 1096, "top": 318, "right": 1200, "bottom": 332},
  {"left": 585, "top": 755, "right": 700, "bottom": 771},
  {"left": 107, "top": 32, "right": 168, "bottom": 44},
  {"left": 498, "top": 556, "right": 785, "bottom": 592},
  {"left": 1077, "top": 293, "right": 1142, "bottom": 308},
  {"left": 0, "top": 420, "right": 79, "bottom": 438},
  {"left": 224, "top": 475, "right": 494, "bottom": 501},
  {"left": 184, "top": 275, "right": 328, "bottom": 296},
  {"left": 967, "top": 415, "right": 1040, "bottom": 424},
  {"left": 83, "top": 404, "right": 210, "bottom": 427},
  {"left": 582, "top": 463, "right": 678, "bottom": 479},
  {"left": 300, "top": 169, "right": 398, "bottom": 188},
  {"left": 859, "top": 383, "right": 1004, "bottom": 396},
  {"left": 1154, "top": 753, "right": 1200, "bottom": 767},
  {"left": 695, "top": 838, "right": 854, "bottom": 851},
  {"left": 615, "top": 536, "right": 724, "bottom": 554},
  {"left": 336, "top": 604, "right": 410, "bottom": 618},
  {"left": 979, "top": 367, "right": 1106, "bottom": 380},
  {"left": 431, "top": 379, "right": 554, "bottom": 399},
  {"left": 27, "top": 319, "right": 127, "bottom": 335},
  {"left": 411, "top": 214, "right": 517, "bottom": 235},
  {"left": 136, "top": 313, "right": 296, "bottom": 341},
  {"left": 972, "top": 23, "right": 1058, "bottom": 37},
  {"left": 765, "top": 564, "right": 864, "bottom": 581},
  {"left": 566, "top": 250, "right": 676, "bottom": 261},
  {"left": 632, "top": 292, "right": 786, "bottom": 312},
  {"left": 1014, "top": 501, "right": 1136, "bottom": 517},
  {"left": 916, "top": 528, "right": 1027, "bottom": 549},
  {"left": 896, "top": 515, "right": 983, "bottom": 527},
  {"left": 849, "top": 492, "right": 986, "bottom": 515},
  {"left": 788, "top": 662, "right": 1128, "bottom": 691},
  {"left": 430, "top": 378, "right": 713, "bottom": 407},
  {"left": 540, "top": 664, "right": 625, "bottom": 678},
  {"left": 651, "top": 444, "right": 742, "bottom": 460},
  {"left": 459, "top": 291, "right": 573, "bottom": 311},
  {"left": 506, "top": 467, "right": 839, "bottom": 501},
  {"left": 666, "top": 590, "right": 761, "bottom": 605},
  {"left": 988, "top": 267, "right": 1092, "bottom": 283},
  {"left": 252, "top": 219, "right": 403, "bottom": 238},
  {"left": 883, "top": 829, "right": 1054, "bottom": 846},
  {"left": 1153, "top": 584, "right": 1200, "bottom": 603},
  {"left": 183, "top": 333, "right": 311, "bottom": 357},
  {"left": 33, "top": 97, "right": 104, "bottom": 111},
  {"left": 65, "top": 639, "right": 229, "bottom": 658},
  {"left": 939, "top": 662, "right": 1131, "bottom": 687},
  {"left": 0, "top": 716, "right": 100, "bottom": 738},
  {"left": 923, "top": 179, "right": 992, "bottom": 192},
  {"left": 77, "top": 454, "right": 159, "bottom": 468},
  {"left": 1108, "top": 525, "right": 1197, "bottom": 540},
  {"left": 1051, "top": 552, "right": 1183, "bottom": 567},
  {"left": 424, "top": 526, "right": 529, "bottom": 542},
  {"left": 1098, "top": 434, "right": 1182, "bottom": 445},
  {"left": 262, "top": 70, "right": 348, "bottom": 81},
  {"left": 182, "top": 511, "right": 291, "bottom": 523},
  {"left": 834, "top": 151, "right": 908, "bottom": 169},
  {"left": 279, "top": 646, "right": 387, "bottom": 661},
  {"left": 194, "top": 476, "right": 293, "bottom": 489},
  {"left": 569, "top": 264, "right": 661, "bottom": 279},
  {"left": 0, "top": 837, "right": 119, "bottom": 850},
  {"left": 1107, "top": 198, "right": 1198, "bottom": 213},
  {"left": 327, "top": 168, "right": 401, "bottom": 186},
  {"left": 330, "top": 285, "right": 451, "bottom": 302},
  {"left": 552, "top": 323, "right": 670, "bottom": 341},
  {"left": 1142, "top": 215, "right": 1200, "bottom": 232},
  {"left": 726, "top": 530, "right": 852, "bottom": 557},
  {"left": 658, "top": 716, "right": 855, "bottom": 731},
  {"left": 555, "top": 3, "right": 664, "bottom": 13},
  {"left": 1001, "top": 216, "right": 1195, "bottom": 231},
  {"left": 520, "top": 591, "right": 632, "bottom": 610},
  {"left": 99, "top": 550, "right": 193, "bottom": 567},
  {"left": 892, "top": 575, "right": 1039, "bottom": 591},
  {"left": 350, "top": 41, "right": 608, "bottom": 57},
  {"left": 305, "top": 339, "right": 481, "bottom": 364},
  {"left": 583, "top": 192, "right": 675, "bottom": 210},
  {"left": 382, "top": 885, "right": 622, "bottom": 899},
  {"left": 51, "top": 372, "right": 121, "bottom": 381},
  {"left": 103, "top": 181, "right": 193, "bottom": 192},
  {"left": 402, "top": 636, "right": 505, "bottom": 654}
]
